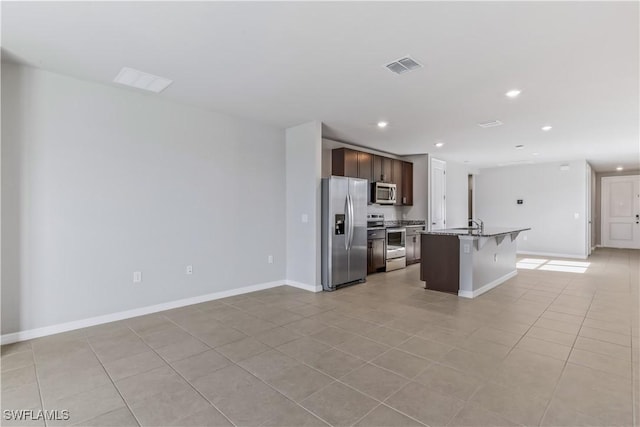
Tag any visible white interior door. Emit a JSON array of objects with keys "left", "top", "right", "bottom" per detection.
[
  {"left": 602, "top": 175, "right": 640, "bottom": 249},
  {"left": 430, "top": 158, "right": 446, "bottom": 230}
]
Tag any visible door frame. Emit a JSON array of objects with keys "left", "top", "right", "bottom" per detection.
[
  {"left": 586, "top": 163, "right": 592, "bottom": 256},
  {"left": 429, "top": 158, "right": 447, "bottom": 230},
  {"left": 601, "top": 174, "right": 640, "bottom": 249}
]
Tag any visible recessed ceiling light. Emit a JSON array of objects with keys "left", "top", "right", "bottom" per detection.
[
  {"left": 616, "top": 166, "right": 624, "bottom": 171},
  {"left": 113, "top": 67, "right": 172, "bottom": 93},
  {"left": 434, "top": 142, "right": 444, "bottom": 148},
  {"left": 532, "top": 152, "right": 540, "bottom": 156},
  {"left": 505, "top": 89, "right": 521, "bottom": 98},
  {"left": 541, "top": 125, "right": 552, "bottom": 131},
  {"left": 515, "top": 145, "right": 525, "bottom": 150},
  {"left": 377, "top": 121, "right": 388, "bottom": 128}
]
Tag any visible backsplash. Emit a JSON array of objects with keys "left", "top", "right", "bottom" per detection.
[{"left": 367, "top": 204, "right": 402, "bottom": 220}]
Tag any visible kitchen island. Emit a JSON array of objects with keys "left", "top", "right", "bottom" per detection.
[{"left": 420, "top": 227, "right": 530, "bottom": 298}]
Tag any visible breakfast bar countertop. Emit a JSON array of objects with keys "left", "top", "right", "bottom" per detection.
[{"left": 421, "top": 226, "right": 531, "bottom": 238}]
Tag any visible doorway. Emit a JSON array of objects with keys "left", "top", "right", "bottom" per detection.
[{"left": 601, "top": 175, "right": 640, "bottom": 249}]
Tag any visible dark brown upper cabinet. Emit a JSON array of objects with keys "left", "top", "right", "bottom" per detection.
[
  {"left": 332, "top": 148, "right": 358, "bottom": 177},
  {"left": 392, "top": 159, "right": 403, "bottom": 206},
  {"left": 332, "top": 147, "right": 413, "bottom": 205},
  {"left": 332, "top": 148, "right": 373, "bottom": 182},
  {"left": 373, "top": 155, "right": 393, "bottom": 183},
  {"left": 356, "top": 151, "right": 373, "bottom": 181},
  {"left": 402, "top": 161, "right": 413, "bottom": 206}
]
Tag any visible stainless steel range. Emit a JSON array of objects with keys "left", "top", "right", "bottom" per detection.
[{"left": 386, "top": 227, "right": 406, "bottom": 271}]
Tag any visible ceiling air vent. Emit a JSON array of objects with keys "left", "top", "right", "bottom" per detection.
[
  {"left": 385, "top": 56, "right": 423, "bottom": 75},
  {"left": 478, "top": 120, "right": 503, "bottom": 128},
  {"left": 113, "top": 67, "right": 173, "bottom": 93}
]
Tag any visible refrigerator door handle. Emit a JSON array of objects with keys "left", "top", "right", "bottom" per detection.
[
  {"left": 348, "top": 193, "right": 355, "bottom": 250},
  {"left": 344, "top": 195, "right": 350, "bottom": 250}
]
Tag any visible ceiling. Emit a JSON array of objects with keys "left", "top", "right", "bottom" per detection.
[{"left": 2, "top": 1, "right": 638, "bottom": 171}]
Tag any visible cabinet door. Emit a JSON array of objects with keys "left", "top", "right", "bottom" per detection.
[
  {"left": 402, "top": 161, "right": 413, "bottom": 205},
  {"left": 382, "top": 158, "right": 393, "bottom": 183},
  {"left": 373, "top": 156, "right": 393, "bottom": 183},
  {"left": 357, "top": 152, "right": 373, "bottom": 182},
  {"left": 372, "top": 239, "right": 386, "bottom": 269},
  {"left": 373, "top": 155, "right": 383, "bottom": 182},
  {"left": 392, "top": 159, "right": 403, "bottom": 205},
  {"left": 367, "top": 240, "right": 375, "bottom": 274},
  {"left": 414, "top": 234, "right": 421, "bottom": 261},
  {"left": 332, "top": 148, "right": 358, "bottom": 177},
  {"left": 406, "top": 235, "right": 415, "bottom": 262}
]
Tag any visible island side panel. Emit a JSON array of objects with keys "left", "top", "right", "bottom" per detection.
[
  {"left": 420, "top": 234, "right": 460, "bottom": 294},
  {"left": 458, "top": 235, "right": 518, "bottom": 298}
]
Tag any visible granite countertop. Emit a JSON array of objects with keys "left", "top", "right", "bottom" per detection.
[
  {"left": 383, "top": 220, "right": 426, "bottom": 228},
  {"left": 421, "top": 226, "right": 531, "bottom": 237}
]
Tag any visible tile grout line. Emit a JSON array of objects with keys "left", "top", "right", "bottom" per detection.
[
  {"left": 29, "top": 347, "right": 48, "bottom": 427},
  {"left": 86, "top": 336, "right": 143, "bottom": 427},
  {"left": 123, "top": 324, "right": 239, "bottom": 427},
  {"left": 156, "top": 297, "right": 345, "bottom": 426},
  {"left": 537, "top": 272, "right": 600, "bottom": 426},
  {"left": 460, "top": 275, "right": 572, "bottom": 426}
]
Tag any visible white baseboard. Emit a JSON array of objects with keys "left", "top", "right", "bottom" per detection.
[
  {"left": 1, "top": 279, "right": 318, "bottom": 345},
  {"left": 458, "top": 270, "right": 518, "bottom": 299},
  {"left": 284, "top": 280, "right": 323, "bottom": 293},
  {"left": 517, "top": 250, "right": 588, "bottom": 260}
]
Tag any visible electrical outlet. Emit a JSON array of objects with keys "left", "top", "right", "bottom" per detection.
[
  {"left": 301, "top": 214, "right": 309, "bottom": 223},
  {"left": 186, "top": 265, "right": 193, "bottom": 275},
  {"left": 133, "top": 271, "right": 142, "bottom": 283},
  {"left": 523, "top": 235, "right": 528, "bottom": 241},
  {"left": 463, "top": 244, "right": 470, "bottom": 254},
  {"left": 268, "top": 255, "right": 274, "bottom": 264}
]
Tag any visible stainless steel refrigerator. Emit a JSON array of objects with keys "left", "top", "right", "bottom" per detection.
[{"left": 321, "top": 176, "right": 368, "bottom": 291}]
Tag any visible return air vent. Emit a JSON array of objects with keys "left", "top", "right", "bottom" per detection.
[
  {"left": 113, "top": 67, "right": 173, "bottom": 93},
  {"left": 478, "top": 120, "right": 503, "bottom": 128},
  {"left": 497, "top": 160, "right": 535, "bottom": 167},
  {"left": 385, "top": 56, "right": 423, "bottom": 74}
]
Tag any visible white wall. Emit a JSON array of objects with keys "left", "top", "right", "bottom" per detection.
[
  {"left": 286, "top": 122, "right": 322, "bottom": 289},
  {"left": 403, "top": 154, "right": 429, "bottom": 221},
  {"left": 1, "top": 63, "right": 287, "bottom": 335},
  {"left": 475, "top": 160, "right": 588, "bottom": 258}
]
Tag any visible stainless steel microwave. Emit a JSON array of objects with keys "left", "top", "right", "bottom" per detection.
[{"left": 373, "top": 182, "right": 396, "bottom": 204}]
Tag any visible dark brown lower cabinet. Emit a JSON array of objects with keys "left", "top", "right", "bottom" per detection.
[
  {"left": 367, "top": 238, "right": 386, "bottom": 274},
  {"left": 406, "top": 232, "right": 422, "bottom": 264},
  {"left": 420, "top": 234, "right": 459, "bottom": 294}
]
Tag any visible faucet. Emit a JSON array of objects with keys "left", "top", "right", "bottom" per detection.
[{"left": 469, "top": 218, "right": 484, "bottom": 233}]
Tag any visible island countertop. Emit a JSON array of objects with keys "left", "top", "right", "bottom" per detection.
[{"left": 421, "top": 227, "right": 531, "bottom": 238}]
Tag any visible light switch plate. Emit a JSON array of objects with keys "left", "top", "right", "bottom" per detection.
[
  {"left": 301, "top": 214, "right": 309, "bottom": 223},
  {"left": 133, "top": 271, "right": 142, "bottom": 283}
]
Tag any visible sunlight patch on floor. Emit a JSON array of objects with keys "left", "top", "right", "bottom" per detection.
[{"left": 517, "top": 258, "right": 590, "bottom": 274}]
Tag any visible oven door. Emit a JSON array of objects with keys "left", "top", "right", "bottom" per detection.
[{"left": 386, "top": 228, "right": 406, "bottom": 259}]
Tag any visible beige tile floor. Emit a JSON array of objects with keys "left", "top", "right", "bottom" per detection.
[{"left": 1, "top": 248, "right": 638, "bottom": 427}]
